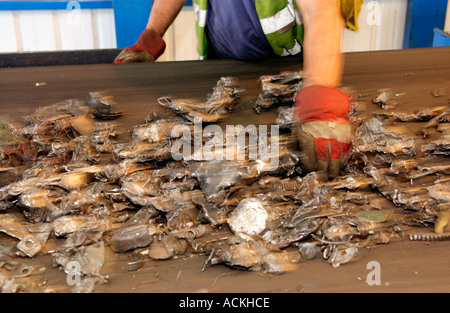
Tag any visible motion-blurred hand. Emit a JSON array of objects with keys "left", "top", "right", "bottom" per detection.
[
  {"left": 293, "top": 85, "right": 353, "bottom": 179},
  {"left": 114, "top": 29, "right": 166, "bottom": 64}
]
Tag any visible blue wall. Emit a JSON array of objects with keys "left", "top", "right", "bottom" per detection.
[
  {"left": 403, "top": 0, "right": 448, "bottom": 48},
  {"left": 113, "top": 0, "right": 193, "bottom": 48},
  {"left": 112, "top": 0, "right": 153, "bottom": 48}
]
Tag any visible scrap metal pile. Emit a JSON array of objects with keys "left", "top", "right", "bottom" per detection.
[{"left": 0, "top": 74, "right": 449, "bottom": 292}]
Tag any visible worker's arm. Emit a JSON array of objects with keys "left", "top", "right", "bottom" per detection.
[
  {"left": 146, "top": 0, "right": 187, "bottom": 37},
  {"left": 115, "top": 0, "right": 186, "bottom": 64},
  {"left": 295, "top": 0, "right": 344, "bottom": 87},
  {"left": 293, "top": 0, "right": 352, "bottom": 179}
]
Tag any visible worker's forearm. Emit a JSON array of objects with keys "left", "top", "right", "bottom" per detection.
[
  {"left": 146, "top": 0, "right": 187, "bottom": 37},
  {"left": 296, "top": 0, "right": 344, "bottom": 88}
]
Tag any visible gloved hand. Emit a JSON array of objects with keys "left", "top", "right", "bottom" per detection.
[
  {"left": 293, "top": 85, "right": 353, "bottom": 179},
  {"left": 114, "top": 29, "right": 166, "bottom": 64}
]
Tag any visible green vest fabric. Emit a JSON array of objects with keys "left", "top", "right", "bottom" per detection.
[
  {"left": 254, "top": 0, "right": 304, "bottom": 57},
  {"left": 193, "top": 0, "right": 208, "bottom": 59},
  {"left": 193, "top": 0, "right": 362, "bottom": 60}
]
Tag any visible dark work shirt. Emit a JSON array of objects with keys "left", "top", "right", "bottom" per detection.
[{"left": 205, "top": 0, "right": 276, "bottom": 60}]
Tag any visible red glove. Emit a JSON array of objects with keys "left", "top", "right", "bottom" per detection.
[
  {"left": 114, "top": 29, "right": 166, "bottom": 64},
  {"left": 293, "top": 85, "right": 353, "bottom": 178}
]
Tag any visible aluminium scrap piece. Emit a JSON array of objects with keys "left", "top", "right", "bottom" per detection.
[
  {"left": 0, "top": 118, "right": 25, "bottom": 150},
  {"left": 202, "top": 237, "right": 300, "bottom": 274},
  {"left": 86, "top": 91, "right": 123, "bottom": 120},
  {"left": 372, "top": 89, "right": 398, "bottom": 110},
  {"left": 353, "top": 117, "right": 417, "bottom": 156},
  {"left": 112, "top": 118, "right": 195, "bottom": 163},
  {"left": 422, "top": 123, "right": 450, "bottom": 156},
  {"left": 254, "top": 72, "right": 303, "bottom": 114},
  {"left": 0, "top": 118, "right": 32, "bottom": 187},
  {"left": 112, "top": 127, "right": 185, "bottom": 163},
  {"left": 374, "top": 105, "right": 449, "bottom": 123},
  {"left": 158, "top": 77, "right": 242, "bottom": 123},
  {"left": 20, "top": 92, "right": 122, "bottom": 154},
  {"left": 22, "top": 99, "right": 93, "bottom": 140},
  {"left": 275, "top": 106, "right": 295, "bottom": 129},
  {"left": 131, "top": 118, "right": 193, "bottom": 143},
  {"left": 52, "top": 241, "right": 108, "bottom": 293}
]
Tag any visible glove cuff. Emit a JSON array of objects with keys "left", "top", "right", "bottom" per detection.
[
  {"left": 134, "top": 28, "right": 166, "bottom": 60},
  {"left": 294, "top": 85, "right": 351, "bottom": 124}
]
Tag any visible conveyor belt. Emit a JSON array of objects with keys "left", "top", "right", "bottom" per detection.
[
  {"left": 0, "top": 49, "right": 122, "bottom": 68},
  {"left": 1, "top": 47, "right": 449, "bottom": 125}
]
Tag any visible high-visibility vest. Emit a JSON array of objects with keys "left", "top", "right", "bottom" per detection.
[{"left": 193, "top": 0, "right": 362, "bottom": 60}]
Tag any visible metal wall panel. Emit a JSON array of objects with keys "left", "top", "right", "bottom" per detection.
[
  {"left": 0, "top": 11, "right": 19, "bottom": 53},
  {"left": 16, "top": 10, "right": 59, "bottom": 52},
  {"left": 0, "top": 8, "right": 117, "bottom": 53},
  {"left": 158, "top": 7, "right": 197, "bottom": 62},
  {"left": 342, "top": 0, "right": 408, "bottom": 52}
]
